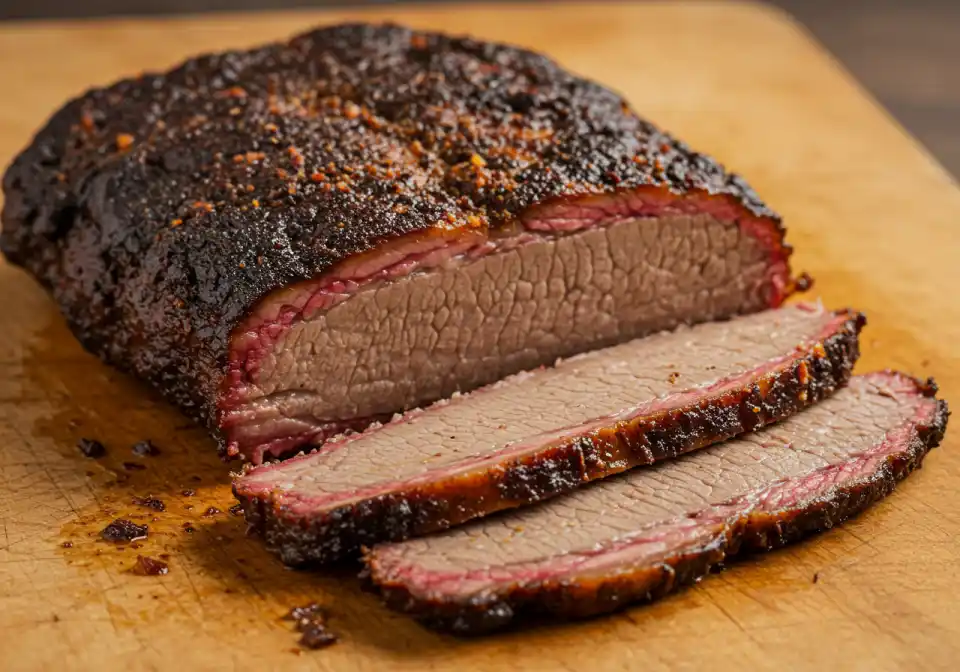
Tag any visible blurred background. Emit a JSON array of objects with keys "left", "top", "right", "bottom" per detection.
[{"left": 1, "top": 0, "right": 956, "bottom": 178}]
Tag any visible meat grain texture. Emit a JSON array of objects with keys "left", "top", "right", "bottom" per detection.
[
  {"left": 0, "top": 23, "right": 802, "bottom": 463},
  {"left": 236, "top": 304, "right": 862, "bottom": 565},
  {"left": 365, "top": 373, "right": 949, "bottom": 634}
]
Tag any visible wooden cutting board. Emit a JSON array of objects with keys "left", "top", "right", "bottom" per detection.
[{"left": 2, "top": 2, "right": 959, "bottom": 670}]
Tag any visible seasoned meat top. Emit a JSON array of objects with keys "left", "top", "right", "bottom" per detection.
[{"left": 2, "top": 23, "right": 774, "bottom": 330}]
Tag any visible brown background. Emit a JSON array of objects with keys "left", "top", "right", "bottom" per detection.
[{"left": 1, "top": 0, "right": 958, "bottom": 178}]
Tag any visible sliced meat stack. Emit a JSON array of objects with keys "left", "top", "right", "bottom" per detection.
[
  {"left": 1, "top": 23, "right": 803, "bottom": 464},
  {"left": 235, "top": 303, "right": 862, "bottom": 565},
  {"left": 365, "top": 372, "right": 949, "bottom": 633}
]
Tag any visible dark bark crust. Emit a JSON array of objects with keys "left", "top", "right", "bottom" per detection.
[
  {"left": 366, "top": 379, "right": 948, "bottom": 635},
  {"left": 0, "top": 23, "right": 788, "bottom": 434},
  {"left": 236, "top": 310, "right": 864, "bottom": 566}
]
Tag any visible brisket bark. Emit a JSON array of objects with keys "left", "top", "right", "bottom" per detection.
[
  {"left": 365, "top": 372, "right": 949, "bottom": 634},
  {"left": 235, "top": 304, "right": 862, "bottom": 566},
  {"left": 1, "top": 23, "right": 802, "bottom": 463}
]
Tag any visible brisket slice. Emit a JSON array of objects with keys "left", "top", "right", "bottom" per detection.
[
  {"left": 0, "top": 23, "right": 802, "bottom": 464},
  {"left": 365, "top": 372, "right": 949, "bottom": 634},
  {"left": 234, "top": 303, "right": 862, "bottom": 566}
]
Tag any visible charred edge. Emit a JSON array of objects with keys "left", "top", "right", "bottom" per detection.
[
  {"left": 371, "top": 386, "right": 949, "bottom": 635},
  {"left": 239, "top": 312, "right": 863, "bottom": 566}
]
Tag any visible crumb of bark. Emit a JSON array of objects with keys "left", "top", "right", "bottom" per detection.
[
  {"left": 130, "top": 555, "right": 169, "bottom": 576},
  {"left": 282, "top": 603, "right": 338, "bottom": 648},
  {"left": 202, "top": 506, "right": 222, "bottom": 517},
  {"left": 77, "top": 438, "right": 106, "bottom": 458},
  {"left": 299, "top": 623, "right": 338, "bottom": 649},
  {"left": 184, "top": 504, "right": 194, "bottom": 510},
  {"left": 668, "top": 371, "right": 681, "bottom": 384},
  {"left": 284, "top": 603, "right": 326, "bottom": 623},
  {"left": 813, "top": 573, "right": 820, "bottom": 584},
  {"left": 61, "top": 541, "right": 74, "bottom": 548},
  {"left": 122, "top": 462, "right": 146, "bottom": 471},
  {"left": 52, "top": 614, "right": 60, "bottom": 622},
  {"left": 101, "top": 519, "right": 148, "bottom": 543},
  {"left": 181, "top": 489, "right": 196, "bottom": 496},
  {"left": 229, "top": 504, "right": 243, "bottom": 516},
  {"left": 190, "top": 475, "right": 202, "bottom": 482},
  {"left": 182, "top": 523, "right": 196, "bottom": 534},
  {"left": 131, "top": 440, "right": 160, "bottom": 457},
  {"left": 132, "top": 496, "right": 166, "bottom": 512}
]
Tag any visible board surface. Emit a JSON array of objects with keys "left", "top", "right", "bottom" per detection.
[{"left": 1, "top": 2, "right": 959, "bottom": 670}]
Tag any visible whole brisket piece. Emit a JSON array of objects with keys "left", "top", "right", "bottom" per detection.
[
  {"left": 365, "top": 372, "right": 949, "bottom": 634},
  {"left": 0, "top": 23, "right": 804, "bottom": 463},
  {"left": 235, "top": 303, "right": 862, "bottom": 565}
]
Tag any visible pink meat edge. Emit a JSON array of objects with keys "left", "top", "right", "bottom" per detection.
[
  {"left": 233, "top": 305, "right": 846, "bottom": 508},
  {"left": 217, "top": 186, "right": 796, "bottom": 458},
  {"left": 367, "top": 371, "right": 940, "bottom": 601}
]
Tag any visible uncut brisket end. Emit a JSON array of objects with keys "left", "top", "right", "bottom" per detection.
[
  {"left": 0, "top": 23, "right": 801, "bottom": 463},
  {"left": 234, "top": 304, "right": 861, "bottom": 566},
  {"left": 365, "top": 372, "right": 949, "bottom": 634}
]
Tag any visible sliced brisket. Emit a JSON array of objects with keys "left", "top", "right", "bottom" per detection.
[
  {"left": 234, "top": 304, "right": 862, "bottom": 565},
  {"left": 365, "top": 372, "right": 949, "bottom": 634},
  {"left": 1, "top": 23, "right": 802, "bottom": 463}
]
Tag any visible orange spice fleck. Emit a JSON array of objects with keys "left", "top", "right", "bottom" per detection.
[
  {"left": 287, "top": 146, "right": 304, "bottom": 168},
  {"left": 217, "top": 86, "right": 248, "bottom": 99},
  {"left": 411, "top": 35, "right": 427, "bottom": 49},
  {"left": 310, "top": 172, "right": 325, "bottom": 183},
  {"left": 115, "top": 133, "right": 135, "bottom": 151},
  {"left": 238, "top": 262, "right": 246, "bottom": 269},
  {"left": 445, "top": 213, "right": 457, "bottom": 223},
  {"left": 252, "top": 199, "right": 260, "bottom": 208},
  {"left": 276, "top": 168, "right": 289, "bottom": 179},
  {"left": 80, "top": 111, "right": 95, "bottom": 132},
  {"left": 170, "top": 218, "right": 183, "bottom": 228},
  {"left": 193, "top": 201, "right": 213, "bottom": 213},
  {"left": 173, "top": 298, "right": 185, "bottom": 309},
  {"left": 343, "top": 102, "right": 361, "bottom": 120},
  {"left": 466, "top": 214, "right": 484, "bottom": 227},
  {"left": 470, "top": 154, "right": 487, "bottom": 168},
  {"left": 335, "top": 181, "right": 350, "bottom": 192},
  {"left": 264, "top": 122, "right": 278, "bottom": 133},
  {"left": 287, "top": 184, "right": 297, "bottom": 195}
]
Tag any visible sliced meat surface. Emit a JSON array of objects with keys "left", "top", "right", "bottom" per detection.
[
  {"left": 1, "top": 23, "right": 801, "bottom": 463},
  {"left": 235, "top": 303, "right": 862, "bottom": 565},
  {"left": 365, "top": 372, "right": 949, "bottom": 634}
]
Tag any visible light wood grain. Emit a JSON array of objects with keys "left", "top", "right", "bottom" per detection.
[{"left": 1, "top": 3, "right": 958, "bottom": 670}]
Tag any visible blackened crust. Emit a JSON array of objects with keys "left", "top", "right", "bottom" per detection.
[
  {"left": 0, "top": 23, "right": 787, "bottom": 433},
  {"left": 367, "top": 381, "right": 949, "bottom": 635},
  {"left": 236, "top": 310, "right": 864, "bottom": 566}
]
